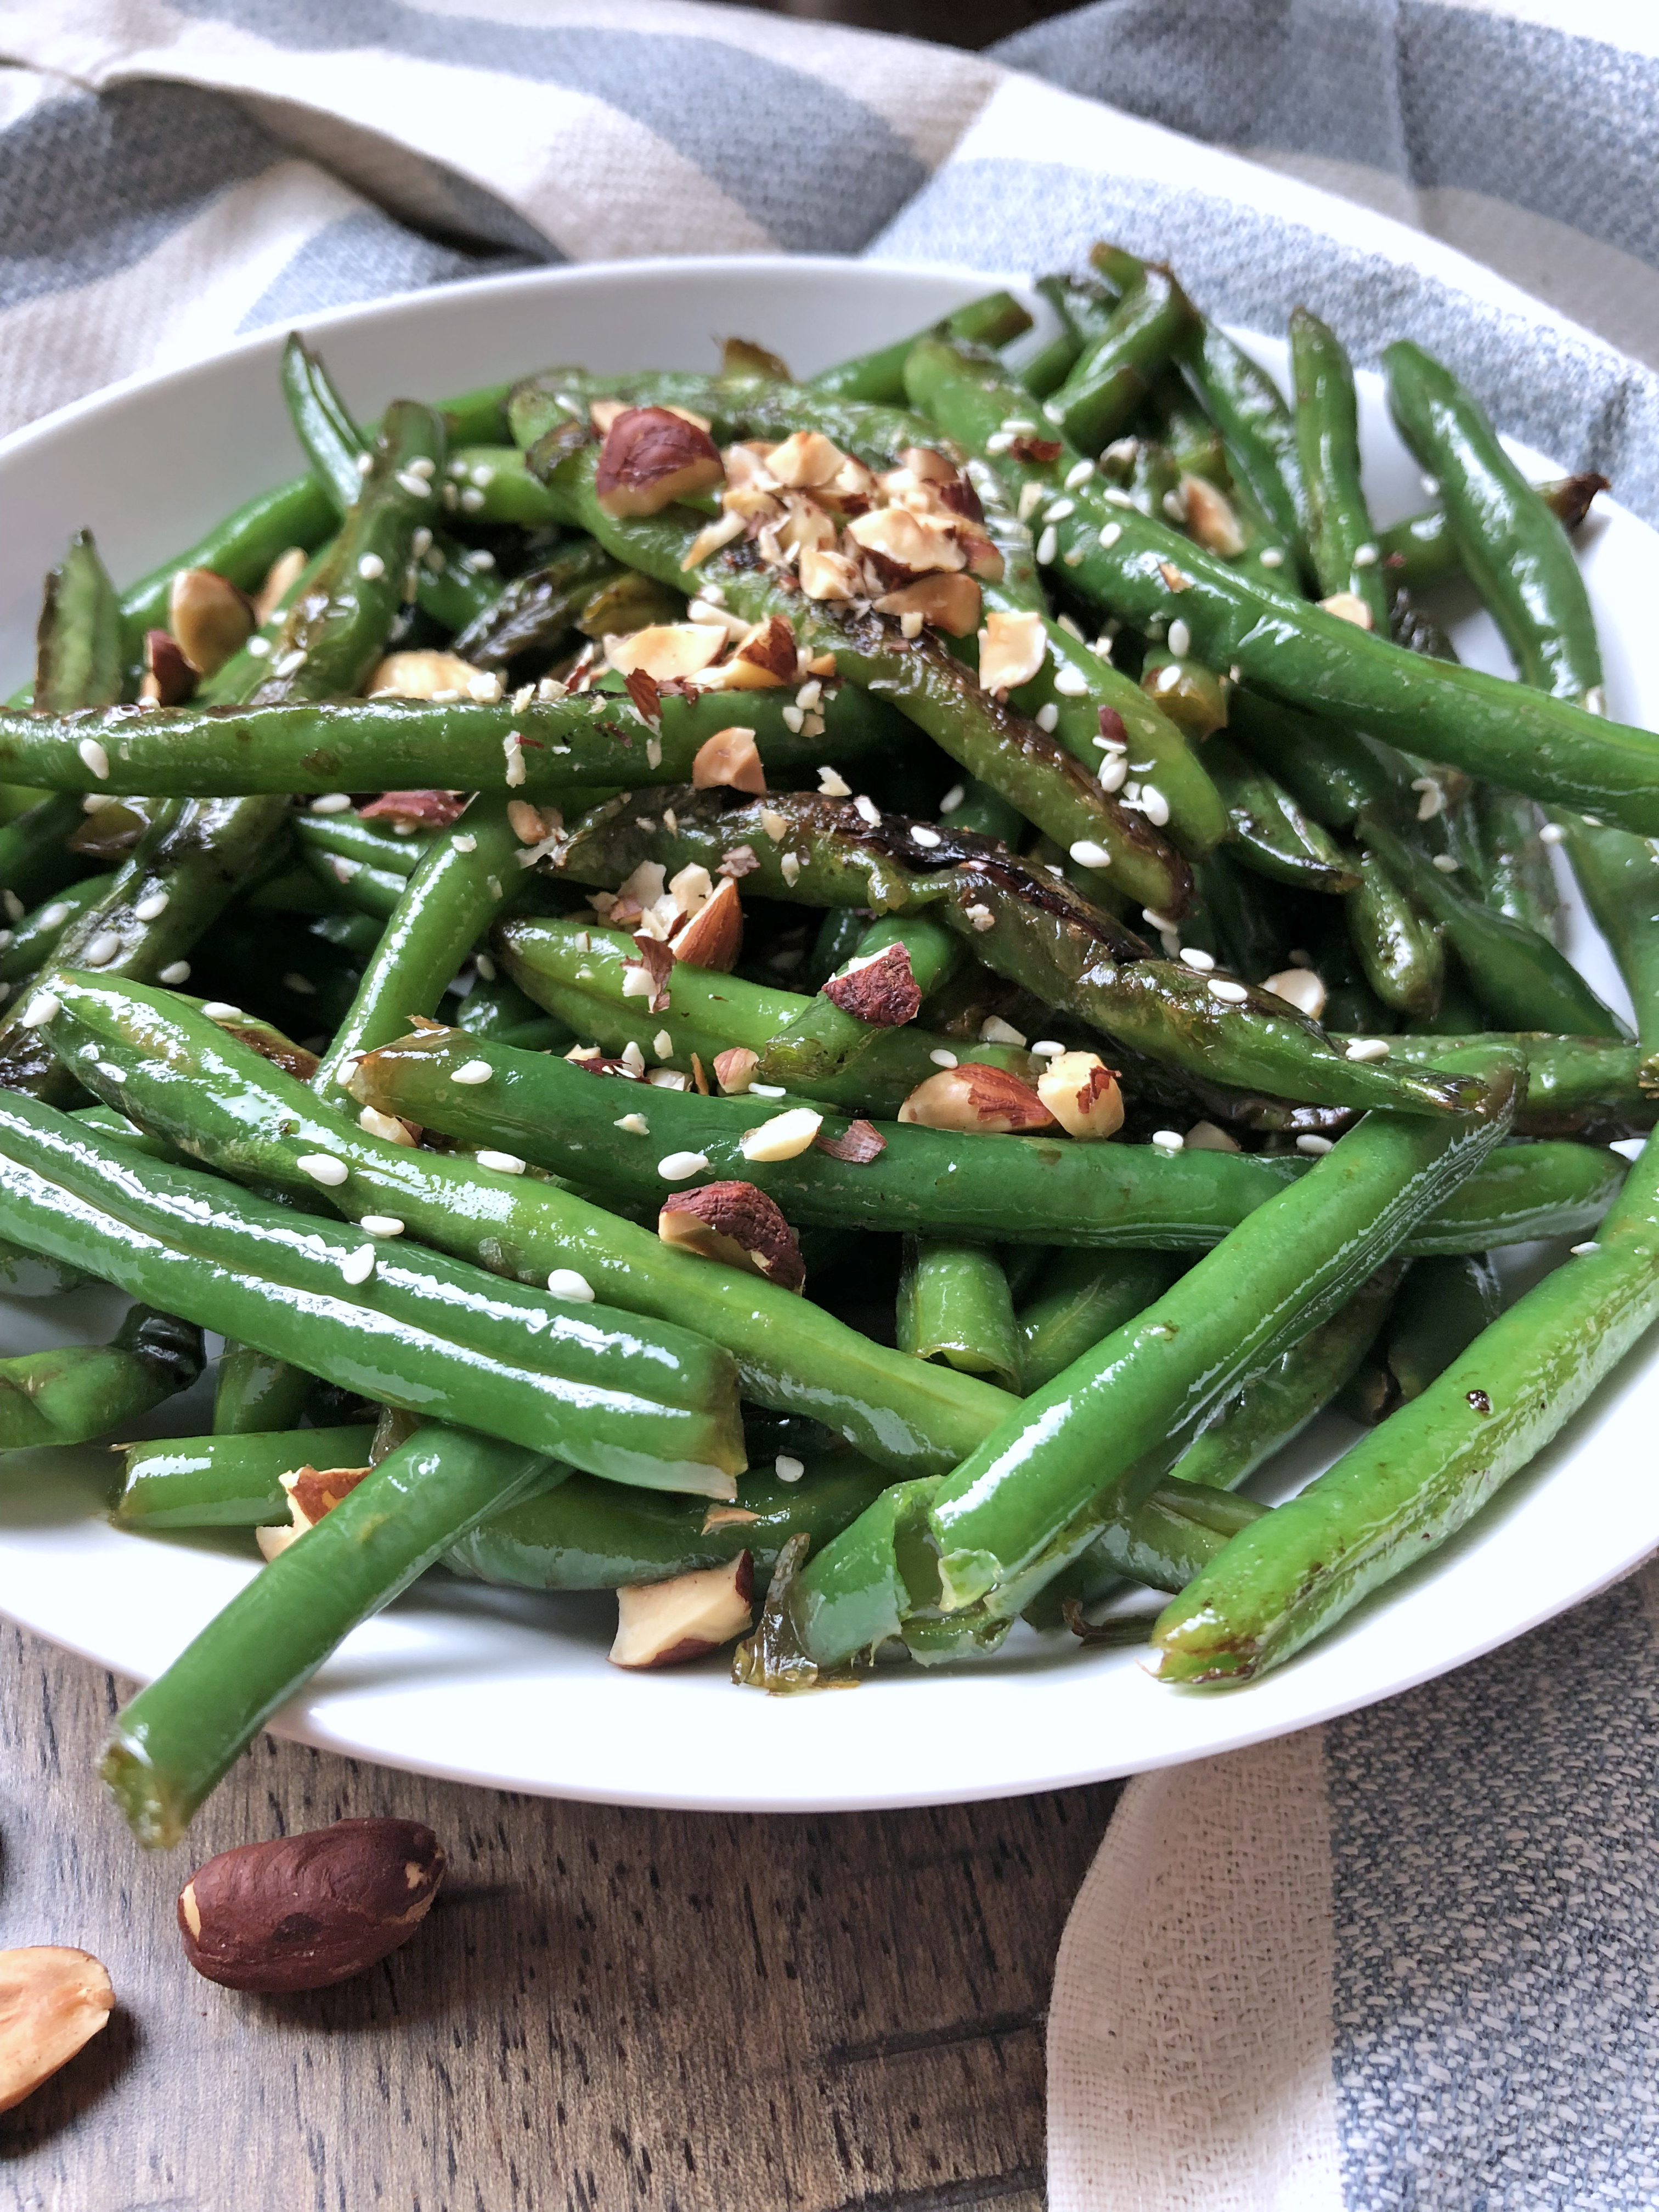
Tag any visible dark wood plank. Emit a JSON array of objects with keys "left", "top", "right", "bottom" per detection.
[{"left": 0, "top": 1624, "right": 1117, "bottom": 2211}]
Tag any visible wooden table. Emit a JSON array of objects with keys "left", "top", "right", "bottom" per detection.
[{"left": 1, "top": 1622, "right": 1120, "bottom": 2211}]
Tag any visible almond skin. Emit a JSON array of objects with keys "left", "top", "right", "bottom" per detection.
[
  {"left": 168, "top": 566, "right": 254, "bottom": 676},
  {"left": 141, "top": 627, "right": 197, "bottom": 706},
  {"left": 897, "top": 1062, "right": 1058, "bottom": 1135},
  {"left": 658, "top": 1178, "right": 805, "bottom": 1291},
  {"left": 359, "top": 788, "right": 467, "bottom": 830},
  {"left": 596, "top": 406, "right": 724, "bottom": 516},
  {"left": 822, "top": 943, "right": 922, "bottom": 1027},
  {"left": 0, "top": 1947, "right": 115, "bottom": 2112},
  {"left": 713, "top": 1046, "right": 759, "bottom": 1094},
  {"left": 178, "top": 1819, "right": 445, "bottom": 1993}
]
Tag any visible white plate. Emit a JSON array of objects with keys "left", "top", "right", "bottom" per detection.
[{"left": 0, "top": 255, "right": 1654, "bottom": 1815}]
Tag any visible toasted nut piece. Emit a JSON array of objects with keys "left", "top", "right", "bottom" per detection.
[
  {"left": 1266, "top": 966, "right": 1328, "bottom": 1020},
  {"left": 659, "top": 1178, "right": 805, "bottom": 1290},
  {"left": 1035, "top": 1049, "right": 1124, "bottom": 1139},
  {"left": 168, "top": 567, "right": 254, "bottom": 676},
  {"left": 681, "top": 510, "right": 747, "bottom": 569},
  {"left": 847, "top": 505, "right": 966, "bottom": 574},
  {"left": 702, "top": 1501, "right": 760, "bottom": 1531},
  {"left": 368, "top": 650, "right": 488, "bottom": 701},
  {"left": 257, "top": 1459, "right": 374, "bottom": 1560},
  {"left": 507, "top": 798, "right": 555, "bottom": 843},
  {"left": 1185, "top": 1119, "right": 1243, "bottom": 1153},
  {"left": 141, "top": 627, "right": 196, "bottom": 706},
  {"left": 669, "top": 862, "right": 714, "bottom": 917},
  {"left": 716, "top": 613, "right": 796, "bottom": 690},
  {"left": 874, "top": 572, "right": 982, "bottom": 637},
  {"left": 798, "top": 546, "right": 864, "bottom": 601},
  {"left": 739, "top": 1107, "right": 824, "bottom": 1163},
  {"left": 1319, "top": 590, "right": 1374, "bottom": 630},
  {"left": 713, "top": 1046, "right": 759, "bottom": 1094},
  {"left": 0, "top": 1947, "right": 115, "bottom": 2112},
  {"left": 898, "top": 1062, "right": 1057, "bottom": 1135},
  {"left": 977, "top": 608, "right": 1047, "bottom": 696},
  {"left": 178, "top": 1820, "right": 445, "bottom": 1992},
  {"left": 595, "top": 405, "right": 724, "bottom": 516},
  {"left": 822, "top": 942, "right": 922, "bottom": 1026},
  {"left": 954, "top": 529, "right": 1005, "bottom": 581},
  {"left": 1180, "top": 475, "right": 1246, "bottom": 557},
  {"left": 253, "top": 544, "right": 308, "bottom": 625},
  {"left": 691, "top": 725, "right": 766, "bottom": 794},
  {"left": 359, "top": 788, "right": 467, "bottom": 830},
  {"left": 777, "top": 494, "right": 839, "bottom": 560},
  {"left": 673, "top": 874, "right": 742, "bottom": 970},
  {"left": 611, "top": 1554, "right": 755, "bottom": 1668},
  {"left": 900, "top": 444, "right": 960, "bottom": 485},
  {"left": 605, "top": 622, "right": 727, "bottom": 684},
  {"left": 815, "top": 1118, "right": 887, "bottom": 1164},
  {"left": 765, "top": 429, "right": 849, "bottom": 489}
]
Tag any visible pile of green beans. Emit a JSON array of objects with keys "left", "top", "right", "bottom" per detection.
[{"left": 3, "top": 256, "right": 1655, "bottom": 1845}]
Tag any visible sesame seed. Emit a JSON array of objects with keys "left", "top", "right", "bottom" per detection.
[
  {"left": 1036, "top": 526, "right": 1058, "bottom": 565},
  {"left": 466, "top": 549, "right": 496, "bottom": 572},
  {"left": 1030, "top": 1039, "right": 1065, "bottom": 1058},
  {"left": 775, "top": 1454, "right": 805, "bottom": 1483},
  {"left": 1570, "top": 1241, "right": 1598, "bottom": 1256},
  {"left": 1167, "top": 619, "right": 1191, "bottom": 658},
  {"left": 1345, "top": 1039, "right": 1391, "bottom": 1062},
  {"left": 476, "top": 1149, "right": 526, "bottom": 1175},
  {"left": 1103, "top": 488, "right": 1135, "bottom": 509},
  {"left": 77, "top": 737, "right": 110, "bottom": 781},
  {"left": 459, "top": 487, "right": 486, "bottom": 513},
  {"left": 1098, "top": 754, "right": 1127, "bottom": 792},
  {"left": 201, "top": 1001, "right": 240, "bottom": 1019},
  {"left": 1064, "top": 459, "right": 1094, "bottom": 489},
  {"left": 360, "top": 1215, "right": 405, "bottom": 1237},
  {"left": 357, "top": 553, "right": 385, "bottom": 581},
  {"left": 1044, "top": 497, "right": 1076, "bottom": 523},
  {"left": 1068, "top": 839, "right": 1112, "bottom": 870},
  {"left": 36, "top": 902, "right": 70, "bottom": 929},
  {"left": 159, "top": 961, "right": 190, "bottom": 985},
  {"left": 80, "top": 930, "right": 122, "bottom": 967},
  {"left": 1539, "top": 821, "right": 1565, "bottom": 845},
  {"left": 985, "top": 432, "right": 1014, "bottom": 455},
  {"left": 1420, "top": 473, "right": 1440, "bottom": 496},
  {"left": 1180, "top": 947, "right": 1215, "bottom": 973},
  {"left": 658, "top": 1149, "right": 709, "bottom": 1181},
  {"left": 452, "top": 1060, "right": 494, "bottom": 1085},
  {"left": 340, "top": 1246, "right": 377, "bottom": 1286},
  {"left": 1035, "top": 702, "right": 1059, "bottom": 732},
  {"left": 1208, "top": 977, "right": 1249, "bottom": 1003},
  {"left": 1584, "top": 686, "right": 1607, "bottom": 716},
  {"left": 1296, "top": 1134, "right": 1334, "bottom": 1155},
  {"left": 1258, "top": 547, "right": 1285, "bottom": 569},
  {"left": 1431, "top": 853, "right": 1460, "bottom": 873},
  {"left": 615, "top": 1113, "right": 650, "bottom": 1136},
  {"left": 17, "top": 991, "right": 60, "bottom": 1029},
  {"left": 1053, "top": 666, "right": 1089, "bottom": 697},
  {"left": 396, "top": 469, "right": 432, "bottom": 499},
  {"left": 246, "top": 635, "right": 272, "bottom": 656},
  {"left": 910, "top": 825, "right": 942, "bottom": 849},
  {"left": 749, "top": 1082, "right": 787, "bottom": 1098},
  {"left": 1154, "top": 666, "right": 1182, "bottom": 693},
  {"left": 297, "top": 1153, "right": 348, "bottom": 1186},
  {"left": 356, "top": 452, "right": 374, "bottom": 475},
  {"left": 1139, "top": 784, "right": 1171, "bottom": 827},
  {"left": 1352, "top": 543, "right": 1379, "bottom": 568},
  {"left": 1150, "top": 1129, "right": 1184, "bottom": 1150},
  {"left": 940, "top": 783, "right": 965, "bottom": 814}
]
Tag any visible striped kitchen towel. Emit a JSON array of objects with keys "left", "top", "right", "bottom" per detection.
[{"left": 5, "top": 4, "right": 1659, "bottom": 2205}]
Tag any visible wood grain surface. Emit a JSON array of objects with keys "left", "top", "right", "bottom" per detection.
[{"left": 0, "top": 1622, "right": 1120, "bottom": 2212}]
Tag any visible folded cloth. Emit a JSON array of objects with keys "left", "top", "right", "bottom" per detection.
[{"left": 5, "top": 5, "right": 1659, "bottom": 2206}]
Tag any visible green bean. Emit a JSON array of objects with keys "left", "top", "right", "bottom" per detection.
[
  {"left": 1226, "top": 690, "right": 1403, "bottom": 832},
  {"left": 1350, "top": 1029, "right": 1650, "bottom": 1137},
  {"left": 0, "top": 795, "right": 92, "bottom": 916},
  {"left": 41, "top": 977, "right": 1013, "bottom": 1477},
  {"left": 118, "top": 477, "right": 336, "bottom": 655},
  {"left": 811, "top": 291, "right": 1034, "bottom": 404},
  {"left": 114, "top": 1425, "right": 377, "bottom": 1527},
  {"left": 1017, "top": 1249, "right": 1184, "bottom": 1392},
  {"left": 1201, "top": 733, "right": 1359, "bottom": 893},
  {"left": 1171, "top": 318, "right": 1308, "bottom": 575},
  {"left": 783, "top": 1050, "right": 1521, "bottom": 1664},
  {"left": 0, "top": 1086, "right": 744, "bottom": 1494},
  {"left": 1345, "top": 850, "right": 1444, "bottom": 1018},
  {"left": 1375, "top": 473, "right": 1606, "bottom": 592},
  {"left": 897, "top": 1239, "right": 1020, "bottom": 1390},
  {"left": 1045, "top": 261, "right": 1198, "bottom": 454},
  {"left": 212, "top": 1342, "right": 316, "bottom": 1437},
  {"left": 450, "top": 538, "right": 620, "bottom": 665},
  {"left": 1035, "top": 1479, "right": 1271, "bottom": 1609},
  {"left": 36, "top": 531, "right": 125, "bottom": 712},
  {"left": 0, "top": 876, "right": 116, "bottom": 983},
  {"left": 1356, "top": 804, "right": 1624, "bottom": 1037},
  {"left": 1152, "top": 1125, "right": 1659, "bottom": 1683},
  {"left": 1290, "top": 308, "right": 1391, "bottom": 632},
  {"left": 101, "top": 1424, "right": 552, "bottom": 1846},
  {"left": 291, "top": 811, "right": 429, "bottom": 881},
  {"left": 1381, "top": 1252, "right": 1502, "bottom": 1410},
  {"left": 906, "top": 336, "right": 1659, "bottom": 832},
  {"left": 0, "top": 1304, "right": 202, "bottom": 1449},
  {"left": 1551, "top": 815, "right": 1659, "bottom": 1058},
  {"left": 1466, "top": 784, "right": 1564, "bottom": 946},
  {"left": 445, "top": 444, "right": 562, "bottom": 529},
  {"left": 0, "top": 1236, "right": 84, "bottom": 1296},
  {"left": 758, "top": 914, "right": 959, "bottom": 1085}
]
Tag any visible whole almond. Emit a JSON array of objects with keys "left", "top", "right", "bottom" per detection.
[
  {"left": 178, "top": 1819, "right": 445, "bottom": 1992},
  {"left": 0, "top": 1946, "right": 115, "bottom": 2112},
  {"left": 659, "top": 1179, "right": 805, "bottom": 1291},
  {"left": 596, "top": 407, "right": 724, "bottom": 516},
  {"left": 168, "top": 567, "right": 253, "bottom": 676}
]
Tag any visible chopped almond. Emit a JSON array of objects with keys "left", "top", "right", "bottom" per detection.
[
  {"left": 611, "top": 1555, "right": 755, "bottom": 1668},
  {"left": 1181, "top": 476, "right": 1245, "bottom": 557},
  {"left": 1266, "top": 967, "right": 1328, "bottom": 1020},
  {"left": 1319, "top": 591, "right": 1374, "bottom": 630},
  {"left": 691, "top": 725, "right": 766, "bottom": 794},
  {"left": 673, "top": 875, "right": 742, "bottom": 970},
  {"left": 897, "top": 1063, "right": 1057, "bottom": 1135},
  {"left": 978, "top": 608, "right": 1047, "bottom": 696},
  {"left": 713, "top": 1046, "right": 759, "bottom": 1094},
  {"left": 605, "top": 623, "right": 727, "bottom": 683},
  {"left": 252, "top": 545, "right": 308, "bottom": 627},
  {"left": 168, "top": 567, "right": 253, "bottom": 676},
  {"left": 595, "top": 406, "right": 724, "bottom": 516},
  {"left": 658, "top": 1180, "right": 805, "bottom": 1291},
  {"left": 876, "top": 573, "right": 981, "bottom": 637},
  {"left": 765, "top": 430, "right": 850, "bottom": 489},
  {"left": 847, "top": 505, "right": 966, "bottom": 574},
  {"left": 798, "top": 546, "right": 864, "bottom": 602},
  {"left": 368, "top": 650, "right": 493, "bottom": 701},
  {"left": 1035, "top": 1051, "right": 1124, "bottom": 1140}
]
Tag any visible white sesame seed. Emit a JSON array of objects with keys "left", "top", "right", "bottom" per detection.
[
  {"left": 615, "top": 1113, "right": 650, "bottom": 1136},
  {"left": 1431, "top": 853, "right": 1460, "bottom": 873},
  {"left": 17, "top": 991, "right": 60, "bottom": 1029},
  {"left": 356, "top": 452, "right": 374, "bottom": 476},
  {"left": 929, "top": 1048, "right": 958, "bottom": 1068},
  {"left": 360, "top": 1215, "right": 405, "bottom": 1237},
  {"left": 80, "top": 930, "right": 122, "bottom": 968},
  {"left": 939, "top": 783, "right": 966, "bottom": 815},
  {"left": 1570, "top": 1241, "right": 1598, "bottom": 1256},
  {"left": 1584, "top": 686, "right": 1607, "bottom": 716},
  {"left": 658, "top": 1149, "right": 709, "bottom": 1181},
  {"left": 1154, "top": 667, "right": 1182, "bottom": 694},
  {"left": 459, "top": 486, "right": 486, "bottom": 513},
  {"left": 297, "top": 1153, "right": 348, "bottom": 1187},
  {"left": 1045, "top": 498, "right": 1076, "bottom": 524},
  {"left": 1031, "top": 1040, "right": 1065, "bottom": 1058},
  {"left": 1103, "top": 488, "right": 1135, "bottom": 509},
  {"left": 1352, "top": 543, "right": 1379, "bottom": 568},
  {"left": 159, "top": 961, "right": 190, "bottom": 985},
  {"left": 476, "top": 1149, "right": 526, "bottom": 1175},
  {"left": 246, "top": 634, "right": 272, "bottom": 657},
  {"left": 475, "top": 952, "right": 496, "bottom": 982},
  {"left": 77, "top": 737, "right": 110, "bottom": 781},
  {"left": 1296, "top": 1134, "right": 1334, "bottom": 1155},
  {"left": 309, "top": 793, "right": 353, "bottom": 817},
  {"left": 1420, "top": 473, "right": 1440, "bottom": 496},
  {"left": 1068, "top": 839, "right": 1113, "bottom": 870},
  {"left": 1139, "top": 784, "right": 1171, "bottom": 827},
  {"left": 1180, "top": 946, "right": 1215, "bottom": 973},
  {"left": 340, "top": 1246, "right": 377, "bottom": 1286},
  {"left": 1032, "top": 702, "right": 1059, "bottom": 733},
  {"left": 1098, "top": 754, "right": 1128, "bottom": 793},
  {"left": 1098, "top": 524, "right": 1123, "bottom": 552},
  {"left": 1064, "top": 459, "right": 1094, "bottom": 489},
  {"left": 1036, "top": 526, "right": 1059, "bottom": 565},
  {"left": 357, "top": 553, "right": 386, "bottom": 581},
  {"left": 36, "top": 901, "right": 71, "bottom": 930},
  {"left": 1539, "top": 821, "right": 1566, "bottom": 846},
  {"left": 985, "top": 432, "right": 1014, "bottom": 455},
  {"left": 1053, "top": 666, "right": 1089, "bottom": 697},
  {"left": 452, "top": 1059, "right": 493, "bottom": 1085},
  {"left": 1208, "top": 977, "right": 1249, "bottom": 1003},
  {"left": 749, "top": 1082, "right": 787, "bottom": 1098},
  {"left": 1258, "top": 547, "right": 1285, "bottom": 569},
  {"left": 396, "top": 469, "right": 432, "bottom": 499},
  {"left": 1345, "top": 1039, "right": 1391, "bottom": 1062},
  {"left": 1167, "top": 619, "right": 1191, "bottom": 659},
  {"left": 452, "top": 833, "right": 477, "bottom": 854},
  {"left": 910, "top": 825, "right": 943, "bottom": 849},
  {"left": 1142, "top": 908, "right": 1177, "bottom": 932},
  {"left": 1412, "top": 776, "right": 1444, "bottom": 821},
  {"left": 775, "top": 1454, "right": 805, "bottom": 1483},
  {"left": 1150, "top": 1129, "right": 1184, "bottom": 1150}
]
